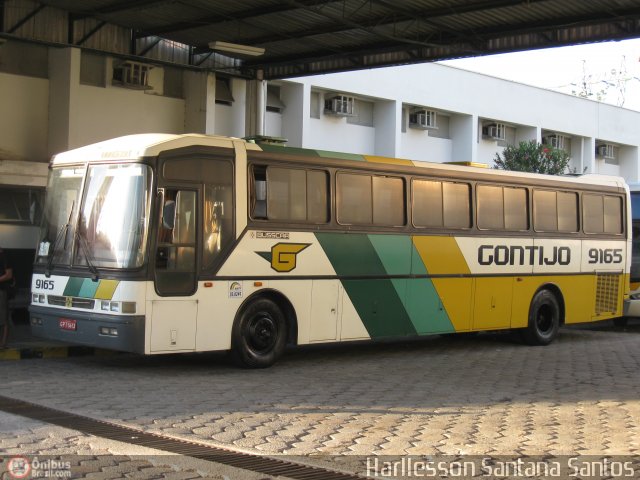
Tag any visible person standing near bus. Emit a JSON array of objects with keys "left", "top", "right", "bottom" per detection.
[{"left": 0, "top": 246, "right": 14, "bottom": 347}]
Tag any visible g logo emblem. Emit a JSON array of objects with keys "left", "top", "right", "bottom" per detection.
[{"left": 257, "top": 243, "right": 310, "bottom": 272}]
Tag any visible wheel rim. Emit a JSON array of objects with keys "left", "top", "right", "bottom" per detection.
[
  {"left": 536, "top": 303, "right": 555, "bottom": 335},
  {"left": 246, "top": 312, "right": 278, "bottom": 354}
]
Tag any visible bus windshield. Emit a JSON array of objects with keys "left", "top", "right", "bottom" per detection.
[{"left": 37, "top": 163, "right": 152, "bottom": 270}]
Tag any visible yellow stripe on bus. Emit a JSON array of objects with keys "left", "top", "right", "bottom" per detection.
[
  {"left": 364, "top": 155, "right": 414, "bottom": 166},
  {"left": 95, "top": 280, "right": 119, "bottom": 300},
  {"left": 412, "top": 236, "right": 472, "bottom": 331}
]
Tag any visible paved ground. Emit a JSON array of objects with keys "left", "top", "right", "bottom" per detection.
[{"left": 1, "top": 323, "right": 640, "bottom": 478}]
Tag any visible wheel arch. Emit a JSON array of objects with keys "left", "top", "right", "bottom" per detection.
[
  {"left": 237, "top": 288, "right": 298, "bottom": 346},
  {"left": 533, "top": 283, "right": 566, "bottom": 325}
]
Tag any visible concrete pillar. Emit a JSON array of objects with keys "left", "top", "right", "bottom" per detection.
[
  {"left": 245, "top": 79, "right": 264, "bottom": 138},
  {"left": 281, "top": 82, "right": 306, "bottom": 147},
  {"left": 450, "top": 114, "right": 476, "bottom": 163},
  {"left": 183, "top": 71, "right": 216, "bottom": 134},
  {"left": 374, "top": 100, "right": 400, "bottom": 157},
  {"left": 48, "top": 47, "right": 81, "bottom": 156},
  {"left": 583, "top": 137, "right": 596, "bottom": 173}
]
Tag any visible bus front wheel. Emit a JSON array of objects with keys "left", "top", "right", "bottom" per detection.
[
  {"left": 521, "top": 289, "right": 560, "bottom": 346},
  {"left": 231, "top": 297, "right": 286, "bottom": 368}
]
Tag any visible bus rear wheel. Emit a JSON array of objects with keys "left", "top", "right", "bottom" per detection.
[
  {"left": 231, "top": 297, "right": 286, "bottom": 368},
  {"left": 521, "top": 289, "right": 560, "bottom": 346}
]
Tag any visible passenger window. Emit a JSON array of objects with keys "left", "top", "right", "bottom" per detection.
[
  {"left": 443, "top": 182, "right": 471, "bottom": 228},
  {"left": 604, "top": 196, "right": 623, "bottom": 234},
  {"left": 413, "top": 179, "right": 471, "bottom": 229},
  {"left": 583, "top": 194, "right": 604, "bottom": 234},
  {"left": 504, "top": 187, "right": 528, "bottom": 230},
  {"left": 477, "top": 185, "right": 504, "bottom": 230},
  {"left": 373, "top": 176, "right": 405, "bottom": 226},
  {"left": 533, "top": 190, "right": 557, "bottom": 231},
  {"left": 557, "top": 192, "right": 578, "bottom": 232},
  {"left": 252, "top": 166, "right": 329, "bottom": 223},
  {"left": 337, "top": 173, "right": 372, "bottom": 225},
  {"left": 413, "top": 180, "right": 443, "bottom": 227}
]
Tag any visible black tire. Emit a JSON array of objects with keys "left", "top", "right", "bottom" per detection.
[
  {"left": 521, "top": 289, "right": 561, "bottom": 346},
  {"left": 613, "top": 317, "right": 629, "bottom": 327},
  {"left": 231, "top": 297, "right": 286, "bottom": 368}
]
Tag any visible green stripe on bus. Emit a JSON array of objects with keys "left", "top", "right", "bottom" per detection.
[
  {"left": 315, "top": 150, "right": 366, "bottom": 161},
  {"left": 315, "top": 233, "right": 416, "bottom": 338},
  {"left": 369, "top": 235, "right": 455, "bottom": 334},
  {"left": 77, "top": 278, "right": 100, "bottom": 298},
  {"left": 63, "top": 277, "right": 84, "bottom": 297}
]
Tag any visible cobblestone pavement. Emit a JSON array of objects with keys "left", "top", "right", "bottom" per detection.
[
  {"left": 1, "top": 325, "right": 640, "bottom": 477},
  {"left": 0, "top": 411, "right": 284, "bottom": 479}
]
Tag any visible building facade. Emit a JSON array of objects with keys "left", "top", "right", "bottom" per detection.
[{"left": 1, "top": 40, "right": 639, "bottom": 182}]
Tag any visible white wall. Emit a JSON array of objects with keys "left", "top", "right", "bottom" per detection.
[
  {"left": 0, "top": 73, "right": 49, "bottom": 162},
  {"left": 401, "top": 131, "right": 452, "bottom": 163},
  {"left": 74, "top": 84, "right": 185, "bottom": 147},
  {"left": 304, "top": 117, "right": 375, "bottom": 155},
  {"left": 265, "top": 111, "right": 283, "bottom": 137}
]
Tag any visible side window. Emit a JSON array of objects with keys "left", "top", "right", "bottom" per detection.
[
  {"left": 413, "top": 179, "right": 442, "bottom": 227},
  {"left": 604, "top": 195, "right": 623, "bottom": 234},
  {"left": 504, "top": 187, "right": 528, "bottom": 230},
  {"left": 337, "top": 173, "right": 405, "bottom": 226},
  {"left": 477, "top": 185, "right": 504, "bottom": 230},
  {"left": 412, "top": 179, "right": 471, "bottom": 229},
  {"left": 373, "top": 176, "right": 405, "bottom": 226},
  {"left": 558, "top": 191, "right": 578, "bottom": 232},
  {"left": 534, "top": 190, "right": 578, "bottom": 232},
  {"left": 582, "top": 193, "right": 624, "bottom": 234},
  {"left": 583, "top": 194, "right": 605, "bottom": 234},
  {"left": 478, "top": 185, "right": 527, "bottom": 231},
  {"left": 155, "top": 189, "right": 197, "bottom": 296},
  {"left": 203, "top": 183, "right": 234, "bottom": 270},
  {"left": 267, "top": 167, "right": 307, "bottom": 221},
  {"left": 251, "top": 166, "right": 329, "bottom": 223},
  {"left": 444, "top": 182, "right": 472, "bottom": 228},
  {"left": 533, "top": 190, "right": 557, "bottom": 231},
  {"left": 337, "top": 173, "right": 372, "bottom": 225}
]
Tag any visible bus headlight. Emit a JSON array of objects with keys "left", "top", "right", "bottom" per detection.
[
  {"left": 100, "top": 300, "right": 136, "bottom": 314},
  {"left": 32, "top": 293, "right": 45, "bottom": 304}
]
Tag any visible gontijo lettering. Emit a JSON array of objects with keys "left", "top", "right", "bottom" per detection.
[{"left": 478, "top": 245, "right": 571, "bottom": 266}]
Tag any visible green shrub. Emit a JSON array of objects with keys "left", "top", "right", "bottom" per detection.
[{"left": 494, "top": 140, "right": 570, "bottom": 175}]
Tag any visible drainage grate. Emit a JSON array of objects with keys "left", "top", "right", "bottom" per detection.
[{"left": 0, "top": 395, "right": 365, "bottom": 480}]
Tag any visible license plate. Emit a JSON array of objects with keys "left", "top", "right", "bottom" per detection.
[{"left": 59, "top": 319, "right": 77, "bottom": 331}]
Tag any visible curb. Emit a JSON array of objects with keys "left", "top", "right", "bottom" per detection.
[{"left": 0, "top": 346, "right": 114, "bottom": 360}]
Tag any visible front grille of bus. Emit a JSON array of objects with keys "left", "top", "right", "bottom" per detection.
[
  {"left": 595, "top": 273, "right": 620, "bottom": 315},
  {"left": 47, "top": 295, "right": 95, "bottom": 310}
]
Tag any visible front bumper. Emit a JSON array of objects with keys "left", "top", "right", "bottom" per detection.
[{"left": 29, "top": 305, "right": 145, "bottom": 353}]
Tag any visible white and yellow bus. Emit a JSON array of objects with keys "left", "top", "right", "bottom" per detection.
[{"left": 30, "top": 134, "right": 630, "bottom": 367}]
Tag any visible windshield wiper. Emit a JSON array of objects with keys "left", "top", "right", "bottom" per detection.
[
  {"left": 75, "top": 228, "right": 100, "bottom": 281},
  {"left": 45, "top": 201, "right": 74, "bottom": 278}
]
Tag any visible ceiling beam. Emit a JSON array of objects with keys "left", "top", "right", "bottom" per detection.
[
  {"left": 137, "top": 0, "right": 340, "bottom": 38},
  {"left": 246, "top": 13, "right": 640, "bottom": 78}
]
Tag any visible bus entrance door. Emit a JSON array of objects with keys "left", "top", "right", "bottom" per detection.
[{"left": 150, "top": 188, "right": 199, "bottom": 352}]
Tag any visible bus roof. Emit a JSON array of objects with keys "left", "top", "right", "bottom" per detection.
[{"left": 51, "top": 133, "right": 626, "bottom": 191}]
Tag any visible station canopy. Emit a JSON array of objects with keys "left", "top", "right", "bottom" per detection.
[{"left": 38, "top": 0, "right": 640, "bottom": 79}]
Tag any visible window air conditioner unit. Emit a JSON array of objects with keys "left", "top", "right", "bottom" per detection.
[
  {"left": 482, "top": 123, "right": 505, "bottom": 141},
  {"left": 543, "top": 134, "right": 566, "bottom": 150},
  {"left": 113, "top": 61, "right": 153, "bottom": 90},
  {"left": 596, "top": 144, "right": 615, "bottom": 159},
  {"left": 409, "top": 109, "right": 438, "bottom": 130},
  {"left": 324, "top": 95, "right": 355, "bottom": 116}
]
